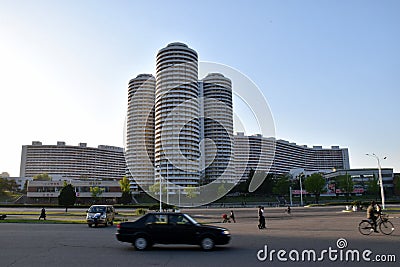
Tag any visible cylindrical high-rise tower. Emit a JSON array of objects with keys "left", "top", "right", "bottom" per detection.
[
  {"left": 202, "top": 73, "right": 234, "bottom": 183},
  {"left": 126, "top": 74, "right": 156, "bottom": 191},
  {"left": 155, "top": 42, "right": 200, "bottom": 192}
]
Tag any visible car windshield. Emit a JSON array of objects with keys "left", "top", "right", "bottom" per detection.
[
  {"left": 183, "top": 214, "right": 200, "bottom": 225},
  {"left": 88, "top": 207, "right": 105, "bottom": 213}
]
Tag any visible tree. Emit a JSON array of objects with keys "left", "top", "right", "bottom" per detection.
[
  {"left": 149, "top": 182, "right": 166, "bottom": 196},
  {"left": 119, "top": 176, "right": 131, "bottom": 192},
  {"left": 0, "top": 178, "right": 7, "bottom": 195},
  {"left": 7, "top": 179, "right": 18, "bottom": 192},
  {"left": 22, "top": 180, "right": 28, "bottom": 194},
  {"left": 33, "top": 173, "right": 52, "bottom": 181},
  {"left": 0, "top": 172, "right": 10, "bottom": 178},
  {"left": 90, "top": 187, "right": 104, "bottom": 203},
  {"left": 273, "top": 174, "right": 291, "bottom": 196},
  {"left": 184, "top": 186, "right": 196, "bottom": 199},
  {"left": 304, "top": 173, "right": 326, "bottom": 204},
  {"left": 58, "top": 183, "right": 76, "bottom": 212},
  {"left": 253, "top": 173, "right": 275, "bottom": 196},
  {"left": 336, "top": 174, "right": 354, "bottom": 202},
  {"left": 366, "top": 174, "right": 379, "bottom": 199},
  {"left": 231, "top": 169, "right": 254, "bottom": 194},
  {"left": 217, "top": 183, "right": 227, "bottom": 198},
  {"left": 394, "top": 175, "right": 400, "bottom": 196},
  {"left": 119, "top": 176, "right": 132, "bottom": 204},
  {"left": 0, "top": 178, "right": 19, "bottom": 194}
]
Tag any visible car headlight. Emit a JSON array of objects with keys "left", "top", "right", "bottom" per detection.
[
  {"left": 222, "top": 230, "right": 230, "bottom": 235},
  {"left": 101, "top": 215, "right": 106, "bottom": 219}
]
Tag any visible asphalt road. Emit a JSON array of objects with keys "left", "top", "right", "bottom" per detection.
[{"left": 0, "top": 206, "right": 399, "bottom": 267}]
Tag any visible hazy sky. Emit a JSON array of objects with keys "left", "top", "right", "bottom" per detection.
[{"left": 1, "top": 0, "right": 399, "bottom": 176}]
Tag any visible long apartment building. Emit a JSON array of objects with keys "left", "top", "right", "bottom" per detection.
[
  {"left": 20, "top": 141, "right": 126, "bottom": 180},
  {"left": 234, "top": 132, "right": 350, "bottom": 181}
]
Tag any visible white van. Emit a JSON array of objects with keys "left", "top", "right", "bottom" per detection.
[{"left": 86, "top": 205, "right": 115, "bottom": 227}]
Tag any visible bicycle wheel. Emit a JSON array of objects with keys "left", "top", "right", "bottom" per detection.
[
  {"left": 359, "top": 220, "right": 373, "bottom": 235},
  {"left": 379, "top": 220, "right": 394, "bottom": 235}
]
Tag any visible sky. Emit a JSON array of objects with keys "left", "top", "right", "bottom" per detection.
[{"left": 0, "top": 0, "right": 399, "bottom": 176}]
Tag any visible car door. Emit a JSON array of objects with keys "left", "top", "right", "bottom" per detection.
[
  {"left": 168, "top": 214, "right": 197, "bottom": 244},
  {"left": 145, "top": 214, "right": 172, "bottom": 244}
]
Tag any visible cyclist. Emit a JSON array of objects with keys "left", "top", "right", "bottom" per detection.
[{"left": 366, "top": 201, "right": 380, "bottom": 232}]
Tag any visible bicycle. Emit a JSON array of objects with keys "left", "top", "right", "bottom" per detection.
[{"left": 358, "top": 213, "right": 395, "bottom": 235}]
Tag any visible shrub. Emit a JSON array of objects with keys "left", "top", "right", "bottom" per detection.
[{"left": 134, "top": 208, "right": 146, "bottom": 216}]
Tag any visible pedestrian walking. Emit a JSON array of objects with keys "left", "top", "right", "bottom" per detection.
[
  {"left": 230, "top": 210, "right": 236, "bottom": 223},
  {"left": 286, "top": 205, "right": 291, "bottom": 215},
  {"left": 258, "top": 206, "right": 266, "bottom": 229},
  {"left": 39, "top": 207, "right": 46, "bottom": 220}
]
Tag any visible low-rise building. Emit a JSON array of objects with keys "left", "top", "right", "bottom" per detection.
[
  {"left": 27, "top": 179, "right": 122, "bottom": 204},
  {"left": 324, "top": 168, "right": 394, "bottom": 195}
]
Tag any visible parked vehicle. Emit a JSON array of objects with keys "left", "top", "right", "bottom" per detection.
[
  {"left": 86, "top": 205, "right": 115, "bottom": 227},
  {"left": 116, "top": 212, "right": 231, "bottom": 251}
]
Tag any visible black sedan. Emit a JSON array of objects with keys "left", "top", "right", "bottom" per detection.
[{"left": 116, "top": 212, "right": 231, "bottom": 251}]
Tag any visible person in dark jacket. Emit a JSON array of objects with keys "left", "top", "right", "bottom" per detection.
[
  {"left": 39, "top": 208, "right": 46, "bottom": 220},
  {"left": 258, "top": 206, "right": 265, "bottom": 229},
  {"left": 230, "top": 210, "right": 236, "bottom": 223},
  {"left": 367, "top": 201, "right": 380, "bottom": 232}
]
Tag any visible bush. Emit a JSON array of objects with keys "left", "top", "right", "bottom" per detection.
[
  {"left": 134, "top": 208, "right": 146, "bottom": 216},
  {"left": 148, "top": 203, "right": 175, "bottom": 211},
  {"left": 149, "top": 204, "right": 159, "bottom": 211}
]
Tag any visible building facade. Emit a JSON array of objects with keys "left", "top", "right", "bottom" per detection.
[
  {"left": 27, "top": 179, "right": 122, "bottom": 204},
  {"left": 271, "top": 140, "right": 350, "bottom": 174},
  {"left": 202, "top": 73, "right": 235, "bottom": 183},
  {"left": 20, "top": 141, "right": 126, "bottom": 180},
  {"left": 126, "top": 42, "right": 236, "bottom": 196},
  {"left": 324, "top": 168, "right": 394, "bottom": 195},
  {"left": 234, "top": 133, "right": 275, "bottom": 181},
  {"left": 234, "top": 132, "right": 350, "bottom": 181},
  {"left": 155, "top": 42, "right": 201, "bottom": 189},
  {"left": 126, "top": 74, "right": 156, "bottom": 190},
  {"left": 125, "top": 42, "right": 352, "bottom": 197}
]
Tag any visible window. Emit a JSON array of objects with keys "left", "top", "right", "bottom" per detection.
[
  {"left": 144, "top": 214, "right": 167, "bottom": 224},
  {"left": 169, "top": 214, "right": 190, "bottom": 225}
]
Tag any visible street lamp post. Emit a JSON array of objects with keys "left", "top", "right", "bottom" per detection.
[
  {"left": 366, "top": 153, "right": 386, "bottom": 210},
  {"left": 166, "top": 162, "right": 169, "bottom": 205},
  {"left": 156, "top": 165, "right": 162, "bottom": 212},
  {"left": 178, "top": 186, "right": 181, "bottom": 207},
  {"left": 299, "top": 173, "right": 304, "bottom": 206}
]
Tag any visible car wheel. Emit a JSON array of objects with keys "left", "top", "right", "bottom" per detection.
[
  {"left": 88, "top": 224, "right": 92, "bottom": 228},
  {"left": 104, "top": 222, "right": 108, "bottom": 227},
  {"left": 200, "top": 237, "right": 215, "bottom": 251},
  {"left": 134, "top": 236, "right": 149, "bottom": 251}
]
